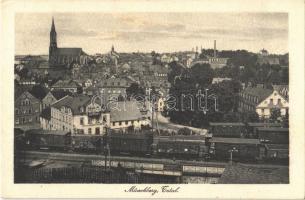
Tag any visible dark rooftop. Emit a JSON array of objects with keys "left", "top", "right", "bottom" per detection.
[
  {"left": 209, "top": 122, "right": 245, "bottom": 126},
  {"left": 256, "top": 127, "right": 289, "bottom": 132},
  {"left": 50, "top": 90, "right": 72, "bottom": 100},
  {"left": 247, "top": 123, "right": 282, "bottom": 127},
  {"left": 210, "top": 137, "right": 260, "bottom": 145},
  {"left": 51, "top": 95, "right": 91, "bottom": 115},
  {"left": 57, "top": 48, "right": 83, "bottom": 56}
]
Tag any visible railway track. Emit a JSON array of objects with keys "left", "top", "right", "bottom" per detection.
[{"left": 17, "top": 150, "right": 287, "bottom": 169}]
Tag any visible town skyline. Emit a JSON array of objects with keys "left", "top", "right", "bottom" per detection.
[{"left": 15, "top": 13, "right": 288, "bottom": 55}]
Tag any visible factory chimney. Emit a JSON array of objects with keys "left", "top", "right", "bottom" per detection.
[{"left": 214, "top": 40, "right": 217, "bottom": 58}]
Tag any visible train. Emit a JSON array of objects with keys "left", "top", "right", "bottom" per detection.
[{"left": 15, "top": 122, "right": 289, "bottom": 163}]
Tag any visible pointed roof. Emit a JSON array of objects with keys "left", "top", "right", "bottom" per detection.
[{"left": 51, "top": 17, "right": 56, "bottom": 32}]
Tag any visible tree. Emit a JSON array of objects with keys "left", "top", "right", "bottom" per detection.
[
  {"left": 270, "top": 108, "right": 281, "bottom": 123},
  {"left": 190, "top": 63, "right": 214, "bottom": 88},
  {"left": 168, "top": 61, "right": 184, "bottom": 84},
  {"left": 126, "top": 83, "right": 145, "bottom": 99}
]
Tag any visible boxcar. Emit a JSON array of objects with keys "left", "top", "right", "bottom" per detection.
[
  {"left": 152, "top": 135, "right": 209, "bottom": 159},
  {"left": 246, "top": 123, "right": 282, "bottom": 138},
  {"left": 107, "top": 131, "right": 154, "bottom": 155},
  {"left": 209, "top": 122, "right": 246, "bottom": 138},
  {"left": 71, "top": 134, "right": 104, "bottom": 153},
  {"left": 256, "top": 127, "right": 289, "bottom": 144},
  {"left": 208, "top": 137, "right": 261, "bottom": 161},
  {"left": 25, "top": 129, "right": 71, "bottom": 150},
  {"left": 263, "top": 144, "right": 289, "bottom": 160}
]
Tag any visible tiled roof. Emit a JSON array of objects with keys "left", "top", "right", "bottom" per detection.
[
  {"left": 110, "top": 101, "right": 147, "bottom": 122},
  {"left": 50, "top": 90, "right": 72, "bottom": 100},
  {"left": 218, "top": 163, "right": 288, "bottom": 184},
  {"left": 52, "top": 80, "right": 80, "bottom": 88},
  {"left": 241, "top": 87, "right": 273, "bottom": 103},
  {"left": 51, "top": 95, "right": 91, "bottom": 115},
  {"left": 57, "top": 48, "right": 83, "bottom": 56}
]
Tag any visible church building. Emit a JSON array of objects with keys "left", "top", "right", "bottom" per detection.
[{"left": 49, "top": 18, "right": 89, "bottom": 67}]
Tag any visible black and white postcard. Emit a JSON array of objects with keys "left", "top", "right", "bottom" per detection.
[{"left": 1, "top": 0, "right": 304, "bottom": 199}]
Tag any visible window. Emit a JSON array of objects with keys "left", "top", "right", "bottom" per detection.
[
  {"left": 118, "top": 82, "right": 120, "bottom": 86},
  {"left": 270, "top": 98, "right": 273, "bottom": 104},
  {"left": 112, "top": 82, "right": 114, "bottom": 86},
  {"left": 119, "top": 122, "right": 122, "bottom": 126},
  {"left": 261, "top": 109, "right": 265, "bottom": 114},
  {"left": 15, "top": 109, "right": 19, "bottom": 114},
  {"left": 15, "top": 118, "right": 19, "bottom": 124},
  {"left": 80, "top": 117, "right": 84, "bottom": 125},
  {"left": 88, "top": 128, "right": 92, "bottom": 134},
  {"left": 125, "top": 121, "right": 128, "bottom": 125},
  {"left": 277, "top": 99, "right": 281, "bottom": 105},
  {"left": 95, "top": 127, "right": 100, "bottom": 135},
  {"left": 88, "top": 118, "right": 92, "bottom": 124},
  {"left": 112, "top": 122, "right": 115, "bottom": 126},
  {"left": 29, "top": 117, "right": 32, "bottom": 122}
]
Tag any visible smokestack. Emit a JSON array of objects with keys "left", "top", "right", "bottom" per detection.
[{"left": 214, "top": 40, "right": 216, "bottom": 58}]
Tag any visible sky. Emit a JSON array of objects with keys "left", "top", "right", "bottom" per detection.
[{"left": 15, "top": 13, "right": 288, "bottom": 55}]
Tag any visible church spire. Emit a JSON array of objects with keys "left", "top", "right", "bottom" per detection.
[
  {"left": 49, "top": 17, "right": 57, "bottom": 65},
  {"left": 51, "top": 17, "right": 56, "bottom": 31}
]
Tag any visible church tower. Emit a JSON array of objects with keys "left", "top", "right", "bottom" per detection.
[{"left": 49, "top": 17, "right": 57, "bottom": 65}]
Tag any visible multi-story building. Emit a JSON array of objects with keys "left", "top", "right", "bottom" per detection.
[
  {"left": 95, "top": 77, "right": 134, "bottom": 100},
  {"left": 239, "top": 86, "right": 289, "bottom": 119},
  {"left": 43, "top": 95, "right": 110, "bottom": 135},
  {"left": 15, "top": 91, "right": 41, "bottom": 125},
  {"left": 110, "top": 101, "right": 151, "bottom": 131}
]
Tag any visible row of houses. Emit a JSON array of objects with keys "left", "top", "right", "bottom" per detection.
[{"left": 16, "top": 89, "right": 151, "bottom": 135}]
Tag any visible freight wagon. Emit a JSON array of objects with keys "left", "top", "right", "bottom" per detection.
[
  {"left": 209, "top": 122, "right": 246, "bottom": 138},
  {"left": 208, "top": 137, "right": 261, "bottom": 161},
  {"left": 246, "top": 123, "right": 282, "bottom": 138},
  {"left": 152, "top": 135, "right": 209, "bottom": 159},
  {"left": 256, "top": 127, "right": 289, "bottom": 144},
  {"left": 25, "top": 129, "right": 71, "bottom": 150},
  {"left": 106, "top": 131, "right": 154, "bottom": 156},
  {"left": 263, "top": 144, "right": 289, "bottom": 162},
  {"left": 71, "top": 135, "right": 104, "bottom": 153}
]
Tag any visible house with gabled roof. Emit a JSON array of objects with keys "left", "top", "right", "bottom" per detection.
[
  {"left": 46, "top": 95, "right": 110, "bottom": 135},
  {"left": 239, "top": 86, "right": 289, "bottom": 119},
  {"left": 15, "top": 90, "right": 41, "bottom": 126}
]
